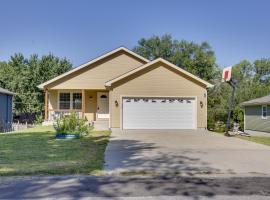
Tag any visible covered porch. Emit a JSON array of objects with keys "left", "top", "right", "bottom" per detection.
[{"left": 44, "top": 89, "right": 110, "bottom": 123}]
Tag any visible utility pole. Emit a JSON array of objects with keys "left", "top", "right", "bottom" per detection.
[{"left": 224, "top": 79, "right": 237, "bottom": 136}]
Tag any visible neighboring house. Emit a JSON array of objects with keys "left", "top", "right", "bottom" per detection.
[
  {"left": 242, "top": 95, "right": 270, "bottom": 135},
  {"left": 38, "top": 47, "right": 213, "bottom": 130},
  {"left": 0, "top": 87, "right": 14, "bottom": 132}
]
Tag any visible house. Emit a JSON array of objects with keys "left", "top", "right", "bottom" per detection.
[
  {"left": 0, "top": 87, "right": 14, "bottom": 132},
  {"left": 38, "top": 47, "right": 213, "bottom": 130},
  {"left": 242, "top": 95, "right": 270, "bottom": 135}
]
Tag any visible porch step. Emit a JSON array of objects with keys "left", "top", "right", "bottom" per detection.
[{"left": 93, "top": 119, "right": 109, "bottom": 131}]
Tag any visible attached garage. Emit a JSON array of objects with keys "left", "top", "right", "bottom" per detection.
[
  {"left": 122, "top": 97, "right": 196, "bottom": 129},
  {"left": 107, "top": 58, "right": 213, "bottom": 130}
]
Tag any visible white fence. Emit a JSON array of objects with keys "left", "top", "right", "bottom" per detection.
[{"left": 0, "top": 122, "right": 34, "bottom": 133}]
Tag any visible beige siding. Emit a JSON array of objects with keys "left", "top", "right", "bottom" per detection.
[
  {"left": 48, "top": 90, "right": 58, "bottom": 110},
  {"left": 48, "top": 89, "right": 98, "bottom": 121},
  {"left": 84, "top": 90, "right": 97, "bottom": 121},
  {"left": 109, "top": 64, "right": 207, "bottom": 128},
  {"left": 47, "top": 52, "right": 145, "bottom": 90}
]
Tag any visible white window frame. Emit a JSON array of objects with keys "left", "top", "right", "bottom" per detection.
[
  {"left": 58, "top": 91, "right": 82, "bottom": 110},
  {"left": 262, "top": 105, "right": 267, "bottom": 119}
]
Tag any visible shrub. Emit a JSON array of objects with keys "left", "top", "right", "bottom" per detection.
[
  {"left": 34, "top": 114, "right": 43, "bottom": 125},
  {"left": 54, "top": 112, "right": 89, "bottom": 136}
]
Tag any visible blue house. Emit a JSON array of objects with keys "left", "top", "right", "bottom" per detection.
[{"left": 0, "top": 87, "right": 15, "bottom": 132}]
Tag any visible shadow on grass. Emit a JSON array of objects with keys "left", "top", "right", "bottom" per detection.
[{"left": 0, "top": 131, "right": 110, "bottom": 176}]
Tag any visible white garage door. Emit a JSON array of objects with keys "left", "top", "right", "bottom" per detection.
[{"left": 122, "top": 97, "right": 196, "bottom": 129}]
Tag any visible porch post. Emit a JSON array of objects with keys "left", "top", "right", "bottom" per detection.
[
  {"left": 82, "top": 89, "right": 85, "bottom": 119},
  {"left": 44, "top": 89, "right": 48, "bottom": 121}
]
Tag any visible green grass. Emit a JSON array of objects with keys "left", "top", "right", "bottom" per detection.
[
  {"left": 235, "top": 135, "right": 270, "bottom": 146},
  {"left": 213, "top": 131, "right": 270, "bottom": 147},
  {"left": 0, "top": 126, "right": 111, "bottom": 176}
]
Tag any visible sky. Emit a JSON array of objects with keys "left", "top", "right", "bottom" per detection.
[{"left": 0, "top": 0, "right": 269, "bottom": 68}]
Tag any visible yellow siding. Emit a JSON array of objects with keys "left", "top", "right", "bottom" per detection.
[
  {"left": 110, "top": 64, "right": 207, "bottom": 128},
  {"left": 47, "top": 52, "right": 145, "bottom": 90},
  {"left": 84, "top": 90, "right": 97, "bottom": 121},
  {"left": 48, "top": 89, "right": 98, "bottom": 121},
  {"left": 48, "top": 90, "right": 58, "bottom": 110}
]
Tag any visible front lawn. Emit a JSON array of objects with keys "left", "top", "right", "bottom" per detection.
[
  {"left": 0, "top": 126, "right": 110, "bottom": 176},
  {"left": 236, "top": 135, "right": 270, "bottom": 146},
  {"left": 213, "top": 131, "right": 270, "bottom": 147}
]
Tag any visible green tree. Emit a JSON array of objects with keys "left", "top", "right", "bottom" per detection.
[
  {"left": 253, "top": 58, "right": 270, "bottom": 81},
  {"left": 0, "top": 53, "right": 72, "bottom": 116},
  {"left": 133, "top": 34, "right": 219, "bottom": 81},
  {"left": 208, "top": 59, "right": 270, "bottom": 131}
]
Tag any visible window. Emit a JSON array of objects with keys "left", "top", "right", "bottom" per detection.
[
  {"left": 73, "top": 93, "right": 82, "bottom": 109},
  {"left": 59, "top": 93, "right": 70, "bottom": 109},
  {"left": 262, "top": 105, "right": 267, "bottom": 119}
]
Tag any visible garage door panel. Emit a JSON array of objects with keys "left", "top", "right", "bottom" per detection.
[{"left": 122, "top": 97, "right": 196, "bottom": 129}]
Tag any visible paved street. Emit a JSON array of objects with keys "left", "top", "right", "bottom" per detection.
[{"left": 0, "top": 175, "right": 270, "bottom": 199}]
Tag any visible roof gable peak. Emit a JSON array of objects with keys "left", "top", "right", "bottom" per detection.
[{"left": 38, "top": 46, "right": 149, "bottom": 89}]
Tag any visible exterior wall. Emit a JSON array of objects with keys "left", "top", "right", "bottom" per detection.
[
  {"left": 245, "top": 105, "right": 270, "bottom": 133},
  {"left": 84, "top": 90, "right": 97, "bottom": 121},
  {"left": 48, "top": 89, "right": 98, "bottom": 121},
  {"left": 46, "top": 52, "right": 145, "bottom": 90},
  {"left": 48, "top": 90, "right": 58, "bottom": 110},
  {"left": 109, "top": 63, "right": 207, "bottom": 129},
  {"left": 0, "top": 93, "right": 13, "bottom": 123}
]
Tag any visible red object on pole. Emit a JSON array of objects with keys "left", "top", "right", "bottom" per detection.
[{"left": 222, "top": 66, "right": 232, "bottom": 82}]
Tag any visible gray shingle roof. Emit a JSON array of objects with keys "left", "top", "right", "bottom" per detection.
[
  {"left": 0, "top": 87, "right": 15, "bottom": 95},
  {"left": 242, "top": 95, "right": 270, "bottom": 106}
]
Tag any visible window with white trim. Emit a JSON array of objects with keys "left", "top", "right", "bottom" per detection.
[
  {"left": 72, "top": 93, "right": 82, "bottom": 109},
  {"left": 59, "top": 93, "right": 70, "bottom": 110},
  {"left": 262, "top": 105, "right": 267, "bottom": 119}
]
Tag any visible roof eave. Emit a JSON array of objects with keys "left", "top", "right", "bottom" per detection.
[
  {"left": 242, "top": 102, "right": 270, "bottom": 106},
  {"left": 0, "top": 91, "right": 16, "bottom": 96}
]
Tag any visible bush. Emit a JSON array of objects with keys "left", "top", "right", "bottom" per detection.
[
  {"left": 214, "top": 121, "right": 226, "bottom": 133},
  {"left": 34, "top": 114, "right": 43, "bottom": 125},
  {"left": 54, "top": 112, "right": 89, "bottom": 136}
]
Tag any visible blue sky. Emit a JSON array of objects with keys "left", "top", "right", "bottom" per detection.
[{"left": 0, "top": 0, "right": 269, "bottom": 68}]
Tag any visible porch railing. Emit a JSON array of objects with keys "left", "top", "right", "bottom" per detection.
[{"left": 48, "top": 110, "right": 83, "bottom": 121}]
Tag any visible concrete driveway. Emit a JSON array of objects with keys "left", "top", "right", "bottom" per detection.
[{"left": 104, "top": 130, "right": 270, "bottom": 176}]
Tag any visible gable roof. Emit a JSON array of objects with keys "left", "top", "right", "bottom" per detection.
[
  {"left": 242, "top": 95, "right": 270, "bottom": 106},
  {"left": 37, "top": 47, "right": 149, "bottom": 89},
  {"left": 105, "top": 58, "right": 214, "bottom": 88},
  {"left": 0, "top": 87, "right": 15, "bottom": 95}
]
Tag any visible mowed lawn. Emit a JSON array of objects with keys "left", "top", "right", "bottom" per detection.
[
  {"left": 236, "top": 135, "right": 270, "bottom": 146},
  {"left": 214, "top": 131, "right": 270, "bottom": 147},
  {"left": 0, "top": 126, "right": 110, "bottom": 176}
]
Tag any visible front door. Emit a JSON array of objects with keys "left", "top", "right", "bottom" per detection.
[{"left": 97, "top": 92, "right": 109, "bottom": 119}]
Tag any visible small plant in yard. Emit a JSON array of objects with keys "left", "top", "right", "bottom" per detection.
[
  {"left": 54, "top": 112, "right": 90, "bottom": 138},
  {"left": 34, "top": 114, "right": 43, "bottom": 125}
]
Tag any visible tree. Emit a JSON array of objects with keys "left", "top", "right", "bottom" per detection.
[
  {"left": 0, "top": 53, "right": 72, "bottom": 116},
  {"left": 253, "top": 59, "right": 270, "bottom": 82},
  {"left": 133, "top": 34, "right": 219, "bottom": 81},
  {"left": 208, "top": 59, "right": 270, "bottom": 131}
]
